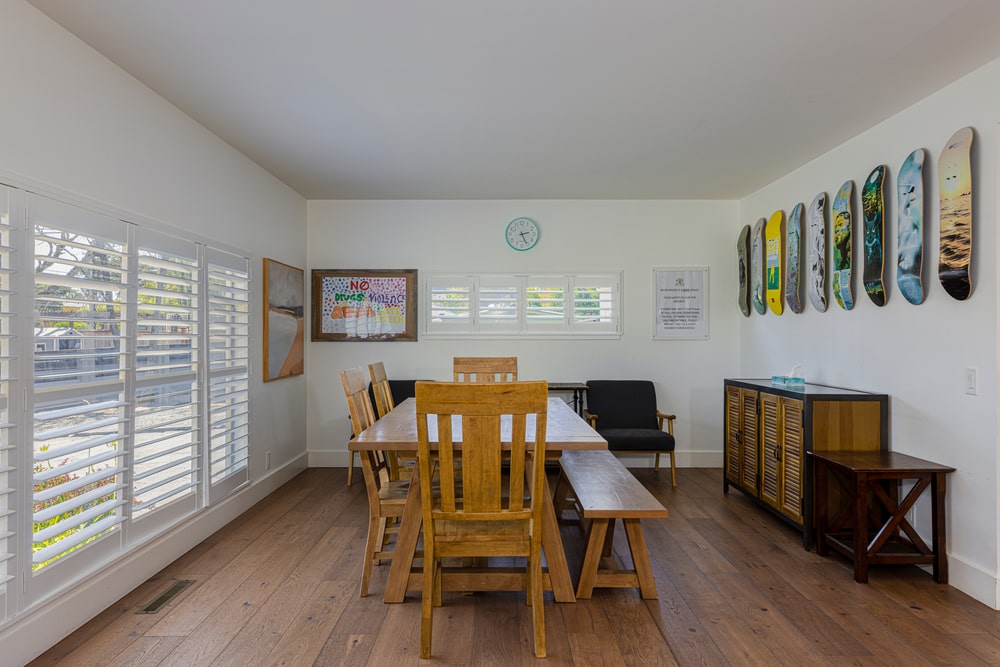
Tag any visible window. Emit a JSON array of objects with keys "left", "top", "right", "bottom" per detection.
[
  {"left": 425, "top": 272, "right": 621, "bottom": 338},
  {"left": 206, "top": 249, "right": 250, "bottom": 502},
  {"left": 0, "top": 185, "right": 16, "bottom": 618},
  {"left": 2, "top": 190, "right": 253, "bottom": 611}
]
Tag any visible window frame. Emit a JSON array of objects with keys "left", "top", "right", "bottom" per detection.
[{"left": 423, "top": 271, "right": 623, "bottom": 339}]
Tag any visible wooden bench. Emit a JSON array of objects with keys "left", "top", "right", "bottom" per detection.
[{"left": 554, "top": 449, "right": 669, "bottom": 599}]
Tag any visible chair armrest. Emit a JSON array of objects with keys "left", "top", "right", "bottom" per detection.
[
  {"left": 582, "top": 410, "right": 598, "bottom": 429},
  {"left": 656, "top": 411, "right": 676, "bottom": 435}
]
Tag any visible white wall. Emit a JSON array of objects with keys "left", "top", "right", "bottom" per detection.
[
  {"left": 739, "top": 57, "right": 1000, "bottom": 607},
  {"left": 0, "top": 2, "right": 308, "bottom": 663},
  {"left": 306, "top": 199, "right": 739, "bottom": 470}
]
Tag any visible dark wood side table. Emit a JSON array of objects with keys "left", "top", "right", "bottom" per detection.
[
  {"left": 810, "top": 450, "right": 955, "bottom": 583},
  {"left": 548, "top": 382, "right": 587, "bottom": 416}
]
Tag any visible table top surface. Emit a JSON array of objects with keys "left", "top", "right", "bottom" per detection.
[
  {"left": 352, "top": 396, "right": 606, "bottom": 451},
  {"left": 809, "top": 449, "right": 955, "bottom": 473}
]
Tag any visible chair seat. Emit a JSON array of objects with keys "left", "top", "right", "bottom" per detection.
[
  {"left": 599, "top": 428, "right": 675, "bottom": 452},
  {"left": 379, "top": 479, "right": 411, "bottom": 505}
]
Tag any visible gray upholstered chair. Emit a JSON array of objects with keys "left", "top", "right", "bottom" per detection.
[{"left": 584, "top": 380, "right": 677, "bottom": 486}]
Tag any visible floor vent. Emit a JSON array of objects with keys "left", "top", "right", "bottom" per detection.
[{"left": 137, "top": 579, "right": 195, "bottom": 614}]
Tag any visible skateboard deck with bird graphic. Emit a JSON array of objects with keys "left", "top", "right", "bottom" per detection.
[{"left": 897, "top": 148, "right": 925, "bottom": 305}]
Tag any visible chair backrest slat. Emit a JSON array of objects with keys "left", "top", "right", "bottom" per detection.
[
  {"left": 453, "top": 356, "right": 518, "bottom": 383},
  {"left": 416, "top": 381, "right": 547, "bottom": 520},
  {"left": 368, "top": 361, "right": 395, "bottom": 418}
]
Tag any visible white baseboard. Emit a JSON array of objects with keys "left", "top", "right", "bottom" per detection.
[{"left": 945, "top": 551, "right": 999, "bottom": 610}]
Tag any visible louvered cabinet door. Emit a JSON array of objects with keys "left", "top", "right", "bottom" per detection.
[
  {"left": 759, "top": 393, "right": 782, "bottom": 510},
  {"left": 779, "top": 398, "right": 805, "bottom": 522},
  {"left": 724, "top": 385, "right": 742, "bottom": 486},
  {"left": 739, "top": 389, "right": 759, "bottom": 496}
]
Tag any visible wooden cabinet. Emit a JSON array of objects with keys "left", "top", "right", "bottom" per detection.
[{"left": 723, "top": 379, "right": 888, "bottom": 547}]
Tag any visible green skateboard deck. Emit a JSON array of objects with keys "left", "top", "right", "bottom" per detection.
[
  {"left": 862, "top": 165, "right": 887, "bottom": 306},
  {"left": 831, "top": 180, "right": 854, "bottom": 310},
  {"left": 765, "top": 210, "right": 785, "bottom": 315},
  {"left": 785, "top": 202, "right": 804, "bottom": 313},
  {"left": 751, "top": 217, "right": 766, "bottom": 315},
  {"left": 738, "top": 224, "right": 750, "bottom": 316},
  {"left": 939, "top": 127, "right": 973, "bottom": 300},
  {"left": 807, "top": 192, "right": 828, "bottom": 312},
  {"left": 897, "top": 148, "right": 925, "bottom": 305}
]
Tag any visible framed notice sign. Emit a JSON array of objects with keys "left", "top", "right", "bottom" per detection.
[
  {"left": 311, "top": 269, "right": 417, "bottom": 341},
  {"left": 653, "top": 267, "right": 709, "bottom": 340}
]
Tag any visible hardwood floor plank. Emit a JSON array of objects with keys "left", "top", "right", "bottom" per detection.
[{"left": 27, "top": 468, "right": 1000, "bottom": 667}]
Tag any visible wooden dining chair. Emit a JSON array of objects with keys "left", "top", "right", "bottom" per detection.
[
  {"left": 368, "top": 360, "right": 412, "bottom": 480},
  {"left": 340, "top": 366, "right": 409, "bottom": 596},
  {"left": 415, "top": 380, "right": 549, "bottom": 659},
  {"left": 452, "top": 356, "right": 518, "bottom": 383}
]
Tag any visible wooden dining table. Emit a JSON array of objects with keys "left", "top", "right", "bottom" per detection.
[{"left": 352, "top": 396, "right": 607, "bottom": 603}]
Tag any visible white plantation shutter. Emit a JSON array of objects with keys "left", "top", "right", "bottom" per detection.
[
  {"left": 0, "top": 186, "right": 17, "bottom": 619},
  {"left": 30, "top": 194, "right": 128, "bottom": 571},
  {"left": 131, "top": 229, "right": 201, "bottom": 533},
  {"left": 425, "top": 272, "right": 621, "bottom": 338},
  {"left": 206, "top": 249, "right": 250, "bottom": 501},
  {"left": 428, "top": 275, "right": 474, "bottom": 333},
  {"left": 478, "top": 276, "right": 519, "bottom": 333},
  {"left": 571, "top": 274, "right": 619, "bottom": 333},
  {"left": 525, "top": 276, "right": 568, "bottom": 333}
]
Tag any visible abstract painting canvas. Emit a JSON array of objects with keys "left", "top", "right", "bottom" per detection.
[{"left": 263, "top": 258, "right": 305, "bottom": 380}]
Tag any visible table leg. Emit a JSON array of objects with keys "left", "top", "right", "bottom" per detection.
[
  {"left": 853, "top": 472, "right": 869, "bottom": 583},
  {"left": 814, "top": 459, "right": 829, "bottom": 556},
  {"left": 932, "top": 472, "right": 949, "bottom": 584},
  {"left": 538, "top": 457, "right": 577, "bottom": 602},
  {"left": 384, "top": 458, "right": 423, "bottom": 603}
]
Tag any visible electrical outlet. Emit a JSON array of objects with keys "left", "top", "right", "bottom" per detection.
[
  {"left": 265, "top": 451, "right": 272, "bottom": 469},
  {"left": 965, "top": 368, "right": 978, "bottom": 396}
]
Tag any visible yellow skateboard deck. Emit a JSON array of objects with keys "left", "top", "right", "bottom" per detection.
[{"left": 765, "top": 210, "right": 785, "bottom": 315}]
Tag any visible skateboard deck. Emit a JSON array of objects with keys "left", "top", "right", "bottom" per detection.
[
  {"left": 862, "top": 165, "right": 887, "bottom": 306},
  {"left": 807, "top": 192, "right": 828, "bottom": 312},
  {"left": 751, "top": 217, "right": 766, "bottom": 315},
  {"left": 831, "top": 180, "right": 855, "bottom": 310},
  {"left": 897, "top": 148, "right": 925, "bottom": 305},
  {"left": 737, "top": 224, "right": 751, "bottom": 316},
  {"left": 765, "top": 209, "right": 785, "bottom": 315},
  {"left": 785, "top": 202, "right": 804, "bottom": 313},
  {"left": 939, "top": 127, "right": 973, "bottom": 300}
]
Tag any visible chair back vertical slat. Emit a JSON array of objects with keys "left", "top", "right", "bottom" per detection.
[
  {"left": 508, "top": 413, "right": 526, "bottom": 511},
  {"left": 453, "top": 356, "right": 518, "bottom": 383},
  {"left": 368, "top": 361, "right": 395, "bottom": 418}
]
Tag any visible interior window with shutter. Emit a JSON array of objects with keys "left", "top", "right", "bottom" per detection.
[
  {"left": 478, "top": 275, "right": 519, "bottom": 333},
  {"left": 427, "top": 274, "right": 474, "bottom": 333},
  {"left": 571, "top": 274, "right": 619, "bottom": 333},
  {"left": 525, "top": 276, "right": 568, "bottom": 332},
  {"left": 131, "top": 228, "right": 201, "bottom": 535},
  {"left": 425, "top": 272, "right": 621, "bottom": 338},
  {"left": 30, "top": 195, "right": 128, "bottom": 573},
  {"left": 206, "top": 249, "right": 250, "bottom": 502},
  {"left": 0, "top": 186, "right": 16, "bottom": 619}
]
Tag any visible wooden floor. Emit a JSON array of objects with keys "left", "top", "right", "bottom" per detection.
[{"left": 31, "top": 467, "right": 1000, "bottom": 666}]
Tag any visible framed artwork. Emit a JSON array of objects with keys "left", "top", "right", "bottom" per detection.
[
  {"left": 652, "top": 267, "right": 709, "bottom": 340},
  {"left": 311, "top": 269, "right": 418, "bottom": 341},
  {"left": 263, "top": 258, "right": 305, "bottom": 381}
]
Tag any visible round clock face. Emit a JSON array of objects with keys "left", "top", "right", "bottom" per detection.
[{"left": 505, "top": 217, "right": 539, "bottom": 251}]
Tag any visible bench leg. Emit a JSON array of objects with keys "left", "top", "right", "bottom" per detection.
[
  {"left": 623, "top": 518, "right": 658, "bottom": 599},
  {"left": 576, "top": 518, "right": 609, "bottom": 599}
]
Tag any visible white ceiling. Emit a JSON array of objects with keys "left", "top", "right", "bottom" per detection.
[{"left": 26, "top": 0, "right": 1000, "bottom": 200}]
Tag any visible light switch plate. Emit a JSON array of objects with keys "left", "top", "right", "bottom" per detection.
[{"left": 965, "top": 367, "right": 978, "bottom": 396}]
